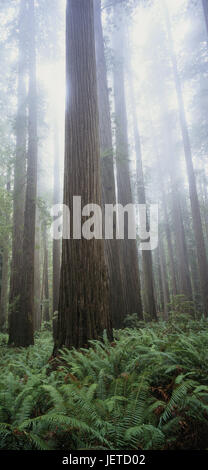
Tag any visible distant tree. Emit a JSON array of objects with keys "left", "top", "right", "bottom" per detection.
[
  {"left": 34, "top": 209, "right": 41, "bottom": 330},
  {"left": 127, "top": 51, "right": 157, "bottom": 320},
  {"left": 163, "top": 0, "right": 208, "bottom": 316},
  {"left": 8, "top": 0, "right": 27, "bottom": 344},
  {"left": 9, "top": 0, "right": 38, "bottom": 346},
  {"left": 41, "top": 222, "right": 50, "bottom": 322},
  {"left": 112, "top": 1, "right": 143, "bottom": 320},
  {"left": 52, "top": 120, "right": 61, "bottom": 317}
]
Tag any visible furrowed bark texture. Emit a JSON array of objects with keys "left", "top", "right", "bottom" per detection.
[
  {"left": 94, "top": 0, "right": 125, "bottom": 328},
  {"left": 55, "top": 0, "right": 112, "bottom": 351}
]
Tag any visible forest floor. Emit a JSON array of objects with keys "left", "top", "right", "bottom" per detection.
[{"left": 0, "top": 315, "right": 208, "bottom": 450}]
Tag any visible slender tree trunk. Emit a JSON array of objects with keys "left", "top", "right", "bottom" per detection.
[
  {"left": 94, "top": 0, "right": 126, "bottom": 328},
  {"left": 52, "top": 121, "right": 61, "bottom": 317},
  {"left": 54, "top": 0, "right": 112, "bottom": 352},
  {"left": 154, "top": 250, "right": 164, "bottom": 313},
  {"left": 42, "top": 223, "right": 50, "bottom": 322},
  {"left": 34, "top": 210, "right": 41, "bottom": 330},
  {"left": 8, "top": 0, "right": 27, "bottom": 343},
  {"left": 9, "top": 0, "right": 37, "bottom": 346},
  {"left": 112, "top": 6, "right": 143, "bottom": 319},
  {"left": 163, "top": 0, "right": 208, "bottom": 316},
  {"left": 0, "top": 243, "right": 9, "bottom": 332},
  {"left": 127, "top": 59, "right": 157, "bottom": 320},
  {"left": 0, "top": 178, "right": 11, "bottom": 331},
  {"left": 149, "top": 85, "right": 192, "bottom": 301},
  {"left": 161, "top": 191, "right": 178, "bottom": 297},
  {"left": 159, "top": 236, "right": 170, "bottom": 320}
]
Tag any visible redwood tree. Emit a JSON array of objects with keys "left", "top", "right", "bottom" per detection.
[
  {"left": 9, "top": 0, "right": 37, "bottom": 346},
  {"left": 163, "top": 0, "right": 208, "bottom": 316},
  {"left": 52, "top": 120, "right": 61, "bottom": 316},
  {"left": 54, "top": 0, "right": 112, "bottom": 352},
  {"left": 112, "top": 4, "right": 143, "bottom": 319},
  {"left": 94, "top": 0, "right": 125, "bottom": 328},
  {"left": 8, "top": 0, "right": 27, "bottom": 343}
]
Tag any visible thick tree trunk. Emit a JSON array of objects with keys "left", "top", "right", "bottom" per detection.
[
  {"left": 112, "top": 7, "right": 143, "bottom": 319},
  {"left": 163, "top": 0, "right": 208, "bottom": 316},
  {"left": 54, "top": 0, "right": 112, "bottom": 352},
  {"left": 8, "top": 0, "right": 27, "bottom": 344},
  {"left": 94, "top": 0, "right": 125, "bottom": 328},
  {"left": 9, "top": 0, "right": 37, "bottom": 346}
]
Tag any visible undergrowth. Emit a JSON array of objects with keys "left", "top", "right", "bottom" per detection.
[{"left": 0, "top": 315, "right": 208, "bottom": 450}]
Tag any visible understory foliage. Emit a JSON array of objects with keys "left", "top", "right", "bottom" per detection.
[{"left": 0, "top": 317, "right": 208, "bottom": 450}]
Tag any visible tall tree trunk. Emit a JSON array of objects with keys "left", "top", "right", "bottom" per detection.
[
  {"left": 163, "top": 0, "right": 208, "bottom": 316},
  {"left": 154, "top": 250, "right": 164, "bottom": 313},
  {"left": 112, "top": 6, "right": 143, "bottom": 319},
  {"left": 94, "top": 0, "right": 125, "bottom": 328},
  {"left": 0, "top": 178, "right": 11, "bottom": 332},
  {"left": 161, "top": 189, "right": 178, "bottom": 297},
  {"left": 0, "top": 243, "right": 9, "bottom": 332},
  {"left": 42, "top": 223, "right": 50, "bottom": 322},
  {"left": 159, "top": 236, "right": 170, "bottom": 320},
  {"left": 149, "top": 82, "right": 192, "bottom": 301},
  {"left": 9, "top": 0, "right": 37, "bottom": 346},
  {"left": 8, "top": 0, "right": 27, "bottom": 343},
  {"left": 127, "top": 59, "right": 157, "bottom": 320},
  {"left": 52, "top": 121, "right": 61, "bottom": 316},
  {"left": 54, "top": 0, "right": 112, "bottom": 352},
  {"left": 34, "top": 210, "right": 41, "bottom": 330}
]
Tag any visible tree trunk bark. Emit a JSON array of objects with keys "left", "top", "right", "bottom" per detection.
[
  {"left": 52, "top": 121, "right": 61, "bottom": 317},
  {"left": 112, "top": 6, "right": 143, "bottom": 319},
  {"left": 54, "top": 0, "right": 112, "bottom": 352},
  {"left": 161, "top": 190, "right": 178, "bottom": 297},
  {"left": 163, "top": 0, "right": 208, "bottom": 316},
  {"left": 154, "top": 250, "right": 164, "bottom": 313},
  {"left": 9, "top": 0, "right": 37, "bottom": 346},
  {"left": 127, "top": 59, "right": 157, "bottom": 320},
  {"left": 8, "top": 0, "right": 27, "bottom": 344},
  {"left": 34, "top": 209, "right": 41, "bottom": 330},
  {"left": 94, "top": 0, "right": 126, "bottom": 328},
  {"left": 159, "top": 236, "right": 170, "bottom": 320},
  {"left": 0, "top": 242, "right": 9, "bottom": 332},
  {"left": 42, "top": 223, "right": 50, "bottom": 322}
]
